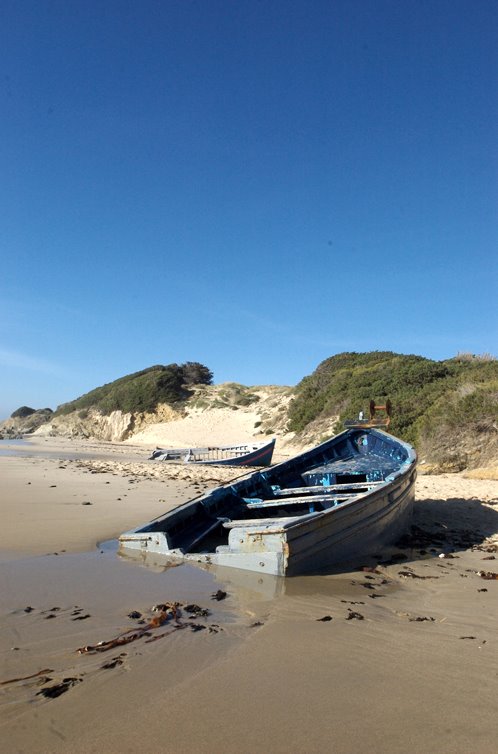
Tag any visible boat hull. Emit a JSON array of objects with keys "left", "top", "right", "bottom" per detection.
[
  {"left": 283, "top": 472, "right": 414, "bottom": 575},
  {"left": 195, "top": 439, "right": 276, "bottom": 466},
  {"left": 168, "top": 471, "right": 414, "bottom": 576},
  {"left": 120, "top": 428, "right": 417, "bottom": 576},
  {"left": 149, "top": 439, "right": 275, "bottom": 467}
]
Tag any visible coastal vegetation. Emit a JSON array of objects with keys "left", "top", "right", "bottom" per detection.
[
  {"left": 4, "top": 352, "right": 497, "bottom": 472},
  {"left": 287, "top": 351, "right": 498, "bottom": 468},
  {"left": 189, "top": 382, "right": 261, "bottom": 411},
  {"left": 11, "top": 406, "right": 37, "bottom": 418},
  {"left": 55, "top": 362, "right": 213, "bottom": 416}
]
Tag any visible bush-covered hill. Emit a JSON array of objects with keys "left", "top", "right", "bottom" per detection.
[
  {"left": 55, "top": 362, "right": 213, "bottom": 416},
  {"left": 288, "top": 351, "right": 498, "bottom": 470},
  {"left": 3, "top": 352, "right": 497, "bottom": 472}
]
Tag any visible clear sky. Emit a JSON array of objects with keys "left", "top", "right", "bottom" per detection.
[{"left": 1, "top": 0, "right": 497, "bottom": 419}]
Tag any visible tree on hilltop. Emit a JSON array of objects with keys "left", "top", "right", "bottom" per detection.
[
  {"left": 181, "top": 362, "right": 213, "bottom": 386},
  {"left": 11, "top": 406, "right": 36, "bottom": 418}
]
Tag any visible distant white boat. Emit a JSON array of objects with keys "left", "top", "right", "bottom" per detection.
[{"left": 148, "top": 438, "right": 276, "bottom": 467}]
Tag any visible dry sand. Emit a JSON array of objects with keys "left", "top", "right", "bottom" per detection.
[{"left": 1, "top": 436, "right": 498, "bottom": 753}]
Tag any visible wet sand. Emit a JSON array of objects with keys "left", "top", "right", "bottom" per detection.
[{"left": 1, "top": 437, "right": 498, "bottom": 753}]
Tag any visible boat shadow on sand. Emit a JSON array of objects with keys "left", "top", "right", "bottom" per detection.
[{"left": 389, "top": 494, "right": 498, "bottom": 563}]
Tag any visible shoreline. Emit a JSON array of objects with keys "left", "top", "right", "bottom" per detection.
[{"left": 1, "top": 437, "right": 498, "bottom": 753}]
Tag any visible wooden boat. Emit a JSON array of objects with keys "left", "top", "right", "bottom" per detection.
[
  {"left": 149, "top": 439, "right": 275, "bottom": 467},
  {"left": 120, "top": 427, "right": 417, "bottom": 576}
]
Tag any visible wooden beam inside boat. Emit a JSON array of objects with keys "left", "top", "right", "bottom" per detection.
[
  {"left": 245, "top": 493, "right": 359, "bottom": 509},
  {"left": 275, "top": 481, "right": 385, "bottom": 496},
  {"left": 223, "top": 513, "right": 318, "bottom": 529}
]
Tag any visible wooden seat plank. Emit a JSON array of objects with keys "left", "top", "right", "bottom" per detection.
[
  {"left": 223, "top": 512, "right": 318, "bottom": 529},
  {"left": 245, "top": 493, "right": 358, "bottom": 509},
  {"left": 275, "top": 480, "right": 384, "bottom": 496}
]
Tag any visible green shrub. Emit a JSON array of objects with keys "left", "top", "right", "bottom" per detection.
[
  {"left": 55, "top": 362, "right": 213, "bottom": 417},
  {"left": 287, "top": 351, "right": 498, "bottom": 447},
  {"left": 11, "top": 406, "right": 36, "bottom": 418}
]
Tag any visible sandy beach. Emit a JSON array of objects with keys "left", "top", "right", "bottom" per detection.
[{"left": 1, "top": 435, "right": 498, "bottom": 754}]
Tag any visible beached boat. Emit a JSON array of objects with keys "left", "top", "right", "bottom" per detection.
[
  {"left": 120, "top": 427, "right": 417, "bottom": 576},
  {"left": 148, "top": 439, "right": 275, "bottom": 467}
]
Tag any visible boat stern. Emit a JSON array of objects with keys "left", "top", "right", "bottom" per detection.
[{"left": 119, "top": 529, "right": 172, "bottom": 555}]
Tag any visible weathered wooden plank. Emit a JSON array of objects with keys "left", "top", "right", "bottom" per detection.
[
  {"left": 246, "top": 493, "right": 358, "bottom": 510},
  {"left": 223, "top": 513, "right": 318, "bottom": 529},
  {"left": 276, "top": 481, "right": 384, "bottom": 496}
]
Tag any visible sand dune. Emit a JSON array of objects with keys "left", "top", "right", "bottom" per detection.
[{"left": 129, "top": 406, "right": 266, "bottom": 447}]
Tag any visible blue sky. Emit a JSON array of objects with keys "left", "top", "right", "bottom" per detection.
[{"left": 1, "top": 0, "right": 497, "bottom": 419}]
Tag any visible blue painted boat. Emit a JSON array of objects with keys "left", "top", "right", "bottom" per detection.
[
  {"left": 120, "top": 428, "right": 417, "bottom": 576},
  {"left": 149, "top": 439, "right": 275, "bottom": 467}
]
